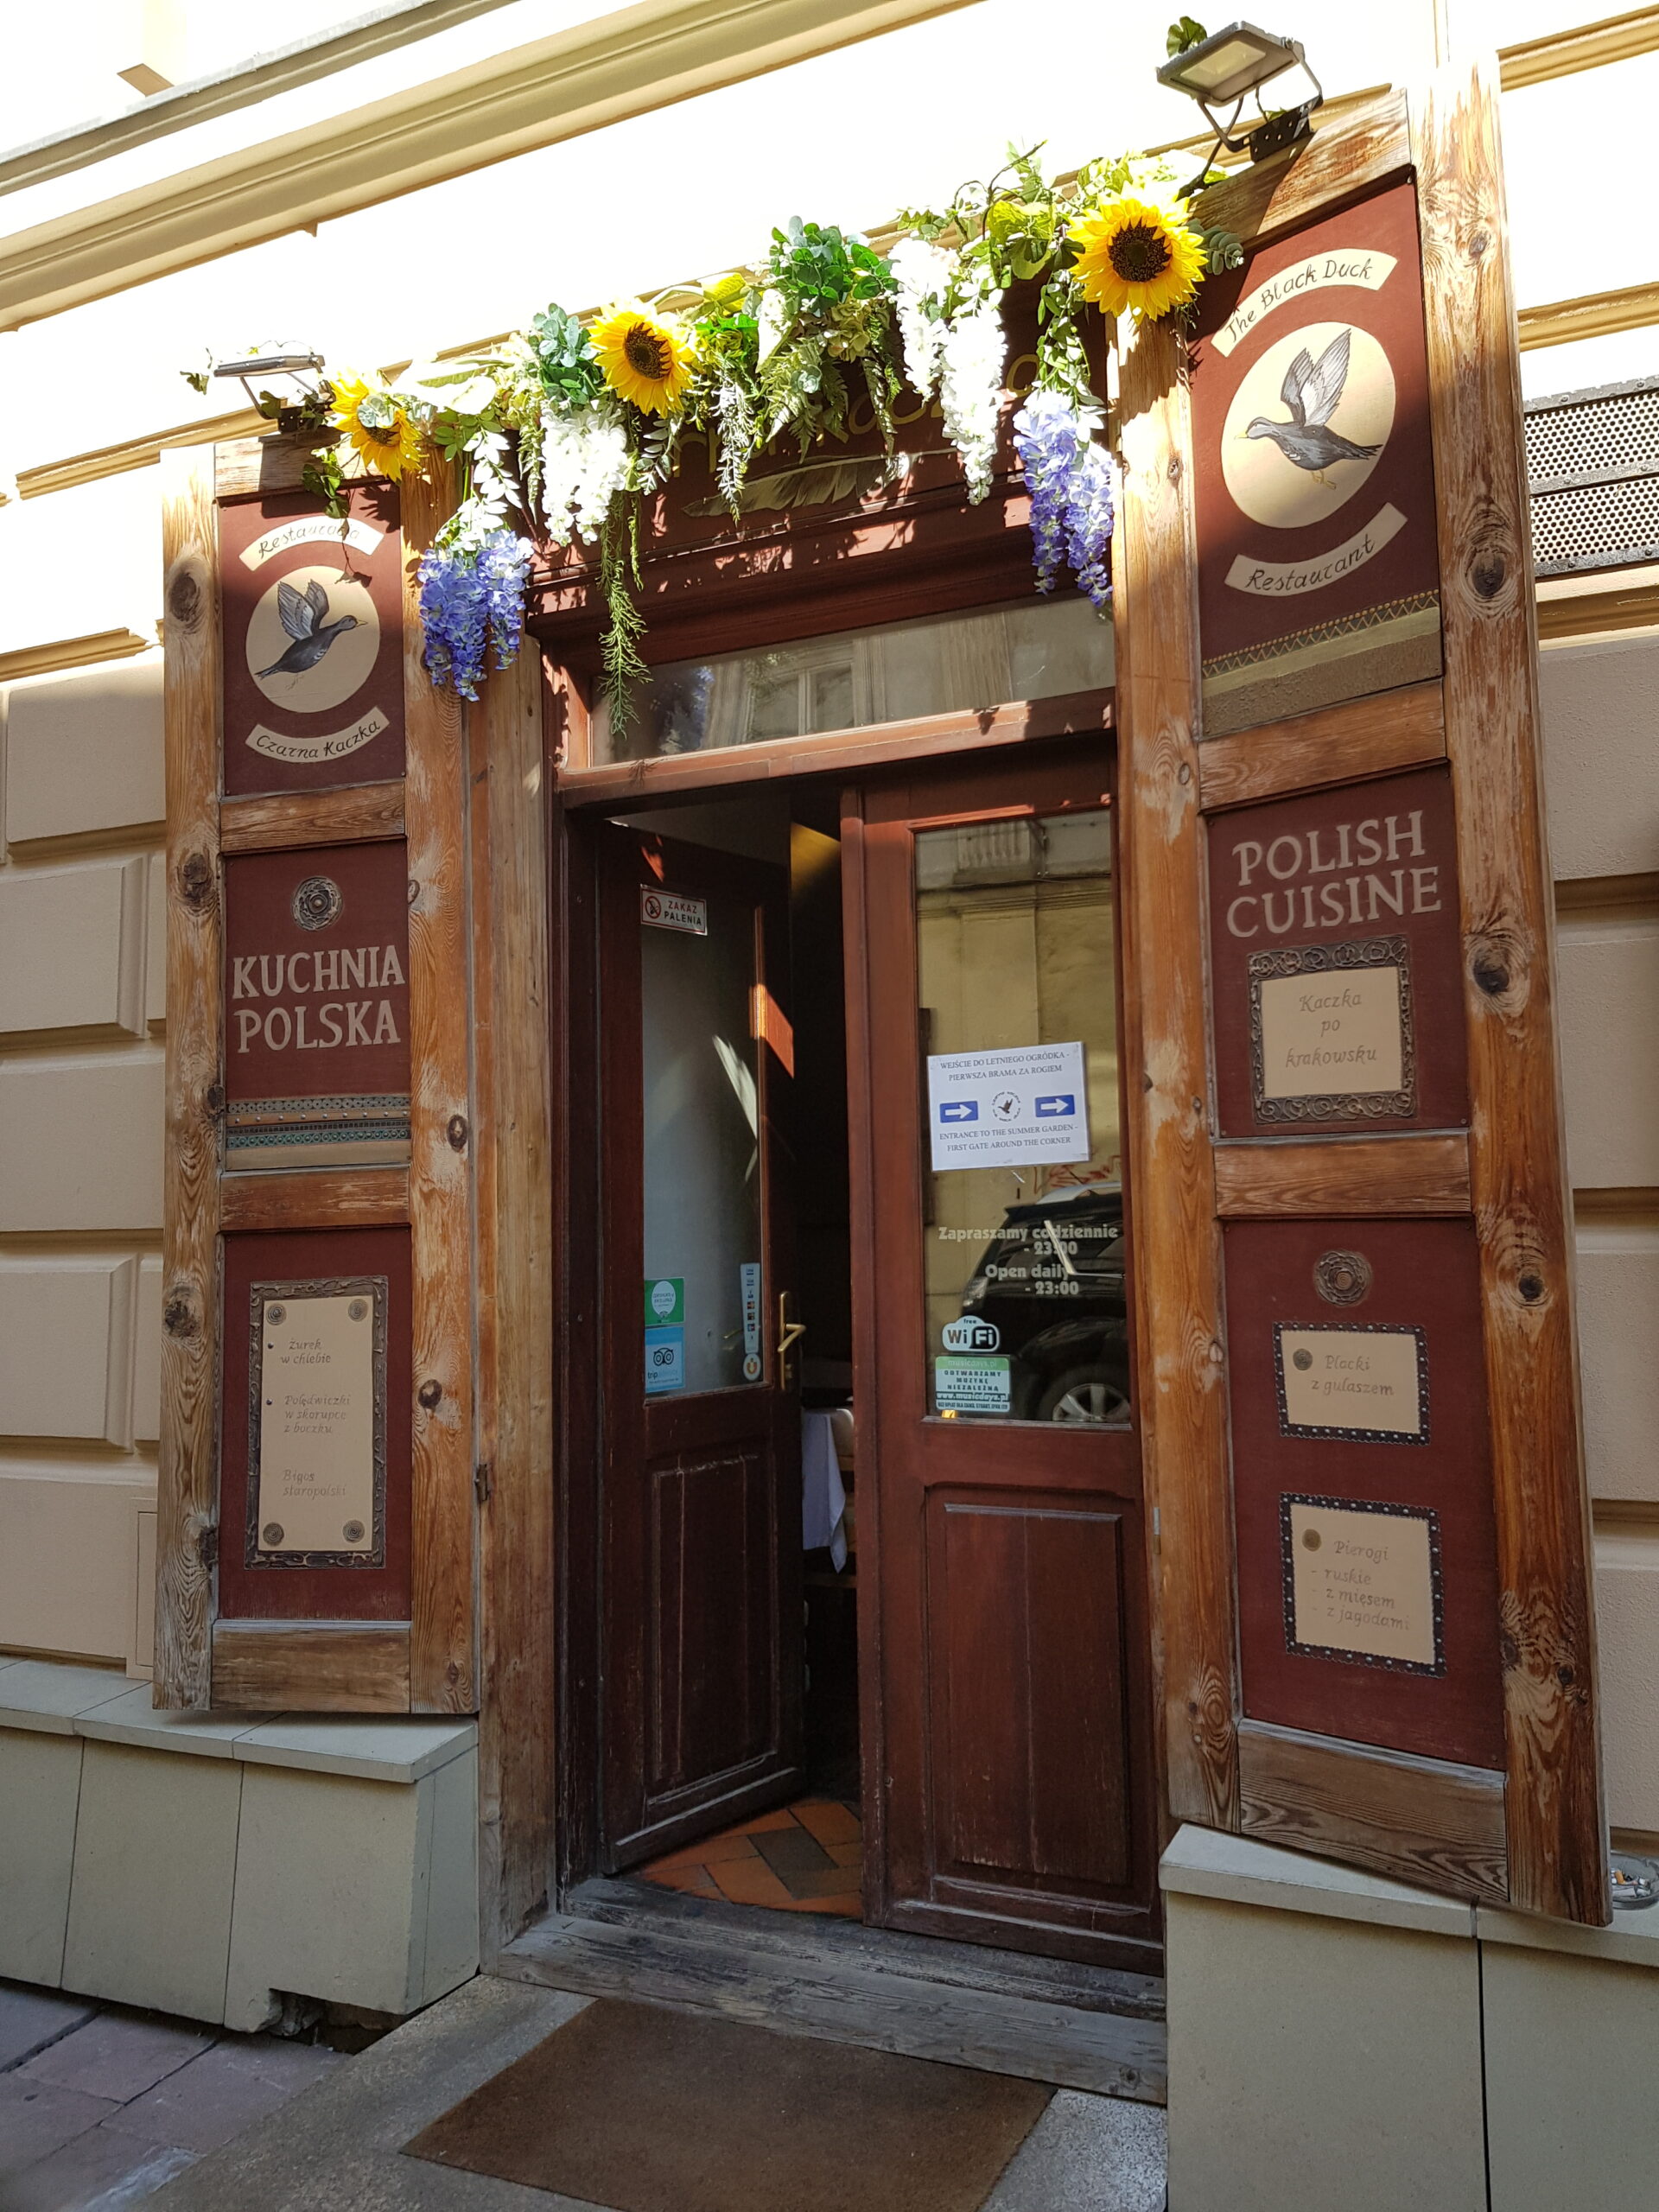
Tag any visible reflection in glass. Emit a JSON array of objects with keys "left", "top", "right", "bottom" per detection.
[
  {"left": 641, "top": 890, "right": 764, "bottom": 1393},
  {"left": 916, "top": 811, "right": 1128, "bottom": 1426},
  {"left": 594, "top": 594, "right": 1112, "bottom": 763}
]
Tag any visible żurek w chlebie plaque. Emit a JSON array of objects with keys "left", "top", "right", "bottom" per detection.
[
  {"left": 219, "top": 484, "right": 404, "bottom": 795},
  {"left": 1188, "top": 179, "right": 1441, "bottom": 738},
  {"left": 222, "top": 841, "right": 411, "bottom": 1169}
]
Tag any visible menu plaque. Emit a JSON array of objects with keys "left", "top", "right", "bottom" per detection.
[
  {"left": 248, "top": 1277, "right": 387, "bottom": 1567},
  {"left": 1251, "top": 938, "right": 1413, "bottom": 1121},
  {"left": 1274, "top": 1322, "right": 1427, "bottom": 1444},
  {"left": 1283, "top": 1495, "right": 1444, "bottom": 1675}
]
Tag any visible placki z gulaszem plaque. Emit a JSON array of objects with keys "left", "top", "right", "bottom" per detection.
[{"left": 248, "top": 1277, "right": 387, "bottom": 1568}]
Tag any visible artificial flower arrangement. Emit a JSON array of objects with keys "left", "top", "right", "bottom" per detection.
[{"left": 198, "top": 144, "right": 1237, "bottom": 718}]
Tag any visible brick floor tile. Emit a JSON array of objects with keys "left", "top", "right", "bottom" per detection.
[
  {"left": 751, "top": 1824, "right": 836, "bottom": 1883},
  {"left": 3, "top": 2125, "right": 195, "bottom": 2212},
  {"left": 21, "top": 2015, "right": 213, "bottom": 2105},
  {"left": 709, "top": 1855, "right": 797, "bottom": 1910},
  {"left": 0, "top": 1988, "right": 98, "bottom": 2075},
  {"left": 729, "top": 1806, "right": 799, "bottom": 1835},
  {"left": 101, "top": 2044, "right": 293, "bottom": 2154},
  {"left": 827, "top": 1839, "right": 863, "bottom": 1868},
  {"left": 644, "top": 1831, "right": 759, "bottom": 1872},
  {"left": 784, "top": 1866, "right": 863, "bottom": 1900},
  {"left": 0, "top": 2077, "right": 118, "bottom": 2181},
  {"left": 792, "top": 1799, "right": 862, "bottom": 1848}
]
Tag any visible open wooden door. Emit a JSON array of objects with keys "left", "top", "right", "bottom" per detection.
[
  {"left": 846, "top": 750, "right": 1161, "bottom": 1974},
  {"left": 595, "top": 825, "right": 804, "bottom": 1868}
]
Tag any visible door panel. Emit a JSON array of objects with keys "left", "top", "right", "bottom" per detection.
[
  {"left": 599, "top": 829, "right": 803, "bottom": 1868},
  {"left": 847, "top": 751, "right": 1160, "bottom": 1969}
]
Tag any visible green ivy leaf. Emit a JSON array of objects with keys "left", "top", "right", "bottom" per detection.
[{"left": 1167, "top": 16, "right": 1208, "bottom": 58}]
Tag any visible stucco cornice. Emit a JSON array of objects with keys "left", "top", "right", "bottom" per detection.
[{"left": 0, "top": 0, "right": 976, "bottom": 331}]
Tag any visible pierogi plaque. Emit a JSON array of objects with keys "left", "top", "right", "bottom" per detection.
[
  {"left": 1188, "top": 180, "right": 1442, "bottom": 738},
  {"left": 219, "top": 484, "right": 405, "bottom": 794}
]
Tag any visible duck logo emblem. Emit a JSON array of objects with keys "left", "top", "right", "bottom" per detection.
[
  {"left": 1221, "top": 319, "right": 1395, "bottom": 535},
  {"left": 245, "top": 562, "right": 381, "bottom": 716},
  {"left": 1244, "top": 330, "right": 1382, "bottom": 483},
  {"left": 258, "top": 579, "right": 359, "bottom": 679}
]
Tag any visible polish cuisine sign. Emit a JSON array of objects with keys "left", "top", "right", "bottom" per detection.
[
  {"left": 222, "top": 842, "right": 411, "bottom": 1170},
  {"left": 1188, "top": 180, "right": 1441, "bottom": 739},
  {"left": 219, "top": 485, "right": 404, "bottom": 795}
]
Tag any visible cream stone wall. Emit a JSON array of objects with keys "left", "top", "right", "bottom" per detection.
[
  {"left": 1540, "top": 632, "right": 1659, "bottom": 1843},
  {"left": 0, "top": 658, "right": 165, "bottom": 1675}
]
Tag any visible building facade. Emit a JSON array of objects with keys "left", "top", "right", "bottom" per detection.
[{"left": 3, "top": 3, "right": 1659, "bottom": 2204}]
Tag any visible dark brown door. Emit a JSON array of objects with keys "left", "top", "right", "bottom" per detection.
[
  {"left": 846, "top": 752, "right": 1160, "bottom": 1972},
  {"left": 597, "top": 826, "right": 804, "bottom": 1868}
]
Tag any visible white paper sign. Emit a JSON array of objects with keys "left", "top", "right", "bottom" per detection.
[
  {"left": 926, "top": 1042, "right": 1090, "bottom": 1170},
  {"left": 640, "top": 888, "right": 707, "bottom": 935}
]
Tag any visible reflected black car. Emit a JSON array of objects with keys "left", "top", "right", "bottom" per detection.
[{"left": 957, "top": 1185, "right": 1129, "bottom": 1423}]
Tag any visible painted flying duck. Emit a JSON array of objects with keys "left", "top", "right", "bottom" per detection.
[
  {"left": 1244, "top": 328, "right": 1382, "bottom": 481},
  {"left": 258, "top": 578, "right": 359, "bottom": 679}
]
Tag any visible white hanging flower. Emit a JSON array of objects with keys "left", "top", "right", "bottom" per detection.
[
  {"left": 939, "top": 288, "right": 1006, "bottom": 504},
  {"left": 541, "top": 404, "right": 631, "bottom": 543},
  {"left": 888, "top": 236, "right": 954, "bottom": 402}
]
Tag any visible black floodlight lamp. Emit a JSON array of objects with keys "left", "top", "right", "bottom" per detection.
[
  {"left": 1158, "top": 21, "right": 1323, "bottom": 195},
  {"left": 212, "top": 346, "right": 327, "bottom": 429}
]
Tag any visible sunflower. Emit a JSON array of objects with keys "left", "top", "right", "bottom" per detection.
[
  {"left": 331, "top": 372, "right": 425, "bottom": 480},
  {"left": 589, "top": 304, "right": 698, "bottom": 414},
  {"left": 1069, "top": 196, "right": 1206, "bottom": 325}
]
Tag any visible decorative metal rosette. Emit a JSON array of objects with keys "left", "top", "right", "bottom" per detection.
[
  {"left": 1313, "top": 1249, "right": 1372, "bottom": 1306},
  {"left": 291, "top": 875, "right": 344, "bottom": 931}
]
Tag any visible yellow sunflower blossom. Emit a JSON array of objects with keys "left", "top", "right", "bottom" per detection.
[
  {"left": 331, "top": 372, "right": 425, "bottom": 480},
  {"left": 1069, "top": 196, "right": 1206, "bottom": 324},
  {"left": 590, "top": 305, "right": 698, "bottom": 414}
]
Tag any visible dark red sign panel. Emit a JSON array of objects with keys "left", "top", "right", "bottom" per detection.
[
  {"left": 222, "top": 841, "right": 411, "bottom": 1169},
  {"left": 1225, "top": 1217, "right": 1504, "bottom": 1770},
  {"left": 1207, "top": 766, "right": 1468, "bottom": 1137},
  {"left": 219, "top": 484, "right": 404, "bottom": 796},
  {"left": 219, "top": 1225, "right": 411, "bottom": 1623},
  {"left": 1188, "top": 180, "right": 1441, "bottom": 737}
]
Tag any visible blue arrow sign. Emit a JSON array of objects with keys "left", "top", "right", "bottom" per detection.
[
  {"left": 938, "top": 1100, "right": 979, "bottom": 1123},
  {"left": 1033, "top": 1094, "right": 1077, "bottom": 1117}
]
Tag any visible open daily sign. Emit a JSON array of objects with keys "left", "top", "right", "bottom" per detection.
[{"left": 926, "top": 1041, "right": 1090, "bottom": 1170}]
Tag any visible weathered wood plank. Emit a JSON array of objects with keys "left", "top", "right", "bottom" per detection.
[
  {"left": 500, "top": 1909, "right": 1167, "bottom": 2104},
  {"left": 215, "top": 433, "right": 322, "bottom": 501},
  {"left": 1113, "top": 317, "right": 1238, "bottom": 1834},
  {"left": 1238, "top": 1719, "right": 1508, "bottom": 1904},
  {"left": 1194, "top": 89, "right": 1410, "bottom": 253},
  {"left": 219, "top": 780, "right": 405, "bottom": 854},
  {"left": 1198, "top": 682, "right": 1446, "bottom": 813},
  {"left": 156, "top": 447, "right": 222, "bottom": 1711},
  {"left": 1414, "top": 63, "right": 1609, "bottom": 1925},
  {"left": 402, "top": 461, "right": 477, "bottom": 1713},
  {"left": 210, "top": 1622, "right": 411, "bottom": 1710},
  {"left": 473, "top": 640, "right": 557, "bottom": 1955},
  {"left": 219, "top": 1166, "right": 410, "bottom": 1231},
  {"left": 1214, "top": 1133, "right": 1471, "bottom": 1219}
]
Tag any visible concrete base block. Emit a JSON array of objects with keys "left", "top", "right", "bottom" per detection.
[
  {"left": 1484, "top": 1943, "right": 1659, "bottom": 2212},
  {"left": 62, "top": 1741, "right": 239, "bottom": 2020},
  {"left": 1165, "top": 1889, "right": 1486, "bottom": 2212},
  {"left": 0, "top": 1728, "right": 83, "bottom": 1986}
]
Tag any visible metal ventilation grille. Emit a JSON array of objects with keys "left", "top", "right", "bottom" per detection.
[{"left": 1527, "top": 376, "right": 1659, "bottom": 577}]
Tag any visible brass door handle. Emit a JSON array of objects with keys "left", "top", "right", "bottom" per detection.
[{"left": 777, "top": 1292, "right": 806, "bottom": 1391}]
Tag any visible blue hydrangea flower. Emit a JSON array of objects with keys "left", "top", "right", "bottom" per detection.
[
  {"left": 418, "top": 531, "right": 534, "bottom": 700},
  {"left": 1012, "top": 391, "right": 1115, "bottom": 609}
]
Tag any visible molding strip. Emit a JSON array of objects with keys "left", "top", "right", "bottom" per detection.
[
  {"left": 1519, "top": 278, "right": 1659, "bottom": 352},
  {"left": 1499, "top": 4, "right": 1659, "bottom": 91},
  {"left": 0, "top": 629, "right": 153, "bottom": 682},
  {"left": 0, "top": 0, "right": 978, "bottom": 331}
]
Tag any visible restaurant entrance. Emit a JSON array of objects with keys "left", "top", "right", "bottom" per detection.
[{"left": 560, "top": 742, "right": 1160, "bottom": 1974}]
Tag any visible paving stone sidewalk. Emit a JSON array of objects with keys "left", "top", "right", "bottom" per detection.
[{"left": 0, "top": 1980, "right": 342, "bottom": 2211}]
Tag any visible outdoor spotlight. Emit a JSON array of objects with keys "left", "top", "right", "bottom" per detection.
[
  {"left": 212, "top": 346, "right": 328, "bottom": 432},
  {"left": 1157, "top": 20, "right": 1323, "bottom": 194}
]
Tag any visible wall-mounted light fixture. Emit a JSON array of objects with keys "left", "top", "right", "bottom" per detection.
[
  {"left": 1157, "top": 20, "right": 1323, "bottom": 195},
  {"left": 213, "top": 347, "right": 327, "bottom": 431}
]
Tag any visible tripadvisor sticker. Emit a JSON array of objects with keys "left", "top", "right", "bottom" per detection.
[
  {"left": 645, "top": 1277, "right": 683, "bottom": 1325},
  {"left": 935, "top": 1354, "right": 1011, "bottom": 1414}
]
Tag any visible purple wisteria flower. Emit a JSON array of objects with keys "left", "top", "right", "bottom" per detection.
[
  {"left": 418, "top": 530, "right": 534, "bottom": 700},
  {"left": 1013, "top": 391, "right": 1115, "bottom": 610}
]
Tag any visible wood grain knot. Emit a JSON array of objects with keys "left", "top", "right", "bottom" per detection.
[
  {"left": 1166, "top": 455, "right": 1183, "bottom": 486},
  {"left": 163, "top": 1296, "right": 198, "bottom": 1338},
  {"left": 1519, "top": 1272, "right": 1545, "bottom": 1303},
  {"left": 1468, "top": 229, "right": 1490, "bottom": 263},
  {"left": 205, "top": 1083, "right": 226, "bottom": 1118},
  {"left": 418, "top": 1379, "right": 444, "bottom": 1410},
  {"left": 407, "top": 878, "right": 420, "bottom": 906},
  {"left": 448, "top": 1662, "right": 461, "bottom": 1685},
  {"left": 166, "top": 568, "right": 203, "bottom": 631},
  {"left": 447, "top": 1115, "right": 469, "bottom": 1152},
  {"left": 1471, "top": 944, "right": 1510, "bottom": 996},
  {"left": 1469, "top": 551, "right": 1507, "bottom": 601},
  {"left": 179, "top": 853, "right": 214, "bottom": 908}
]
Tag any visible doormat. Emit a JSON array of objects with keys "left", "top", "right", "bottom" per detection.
[{"left": 404, "top": 1997, "right": 1051, "bottom": 2212}]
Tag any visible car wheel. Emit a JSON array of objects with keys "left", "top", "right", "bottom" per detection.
[{"left": 1036, "top": 1366, "right": 1130, "bottom": 1425}]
